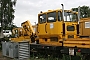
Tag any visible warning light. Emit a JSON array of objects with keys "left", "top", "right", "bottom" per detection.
[{"left": 78, "top": 49, "right": 81, "bottom": 52}]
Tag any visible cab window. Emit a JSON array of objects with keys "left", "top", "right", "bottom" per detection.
[
  {"left": 47, "top": 12, "right": 56, "bottom": 22},
  {"left": 39, "top": 14, "right": 46, "bottom": 24},
  {"left": 67, "top": 25, "right": 75, "bottom": 31},
  {"left": 64, "top": 12, "right": 78, "bottom": 22},
  {"left": 58, "top": 11, "right": 62, "bottom": 21}
]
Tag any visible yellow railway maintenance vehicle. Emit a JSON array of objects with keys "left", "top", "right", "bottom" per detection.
[
  {"left": 10, "top": 9, "right": 79, "bottom": 59},
  {"left": 30, "top": 5, "right": 79, "bottom": 58}
]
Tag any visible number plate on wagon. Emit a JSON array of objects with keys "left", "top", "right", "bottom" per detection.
[{"left": 69, "top": 48, "right": 74, "bottom": 55}]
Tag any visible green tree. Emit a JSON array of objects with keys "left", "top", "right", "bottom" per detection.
[
  {"left": 0, "top": 0, "right": 17, "bottom": 38},
  {"left": 72, "top": 6, "right": 90, "bottom": 18},
  {"left": 3, "top": 23, "right": 17, "bottom": 30}
]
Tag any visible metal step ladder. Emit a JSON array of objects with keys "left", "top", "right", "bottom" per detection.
[{"left": 18, "top": 41, "right": 30, "bottom": 60}]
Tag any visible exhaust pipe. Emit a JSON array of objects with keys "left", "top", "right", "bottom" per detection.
[
  {"left": 61, "top": 4, "right": 64, "bottom": 21},
  {"left": 78, "top": 6, "right": 80, "bottom": 24}
]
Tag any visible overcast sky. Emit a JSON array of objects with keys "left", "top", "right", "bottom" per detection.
[{"left": 14, "top": 0, "right": 90, "bottom": 27}]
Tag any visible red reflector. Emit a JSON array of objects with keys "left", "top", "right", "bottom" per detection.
[
  {"left": 78, "top": 49, "right": 81, "bottom": 52},
  {"left": 42, "top": 46, "right": 44, "bottom": 48}
]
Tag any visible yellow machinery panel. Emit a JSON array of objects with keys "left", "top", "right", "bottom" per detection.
[
  {"left": 46, "top": 22, "right": 63, "bottom": 37},
  {"left": 38, "top": 23, "right": 47, "bottom": 36},
  {"left": 63, "top": 38, "right": 90, "bottom": 48},
  {"left": 65, "top": 22, "right": 78, "bottom": 39},
  {"left": 38, "top": 21, "right": 63, "bottom": 38}
]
